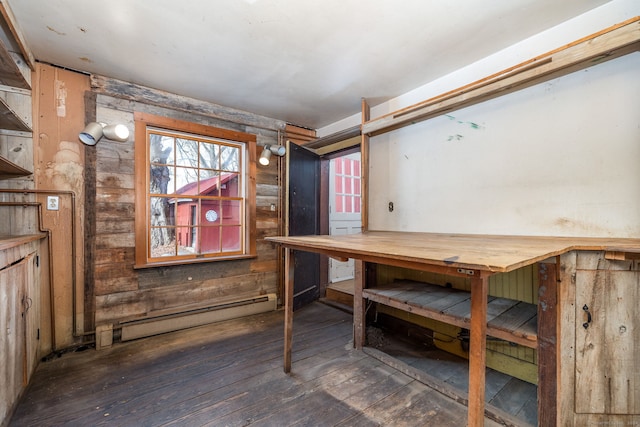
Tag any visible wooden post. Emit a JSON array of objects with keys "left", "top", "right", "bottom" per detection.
[
  {"left": 353, "top": 259, "right": 366, "bottom": 349},
  {"left": 467, "top": 272, "right": 489, "bottom": 427},
  {"left": 283, "top": 248, "right": 294, "bottom": 373},
  {"left": 360, "top": 98, "right": 370, "bottom": 232},
  {"left": 537, "top": 261, "right": 558, "bottom": 426}
]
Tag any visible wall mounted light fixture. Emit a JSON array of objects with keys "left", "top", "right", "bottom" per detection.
[
  {"left": 259, "top": 144, "right": 286, "bottom": 166},
  {"left": 79, "top": 122, "right": 130, "bottom": 146}
]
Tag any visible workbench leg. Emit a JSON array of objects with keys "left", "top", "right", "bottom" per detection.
[
  {"left": 284, "top": 248, "right": 294, "bottom": 373},
  {"left": 353, "top": 259, "right": 365, "bottom": 350},
  {"left": 468, "top": 274, "right": 489, "bottom": 427}
]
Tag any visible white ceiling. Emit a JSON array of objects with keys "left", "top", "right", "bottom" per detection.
[{"left": 8, "top": 0, "right": 611, "bottom": 129}]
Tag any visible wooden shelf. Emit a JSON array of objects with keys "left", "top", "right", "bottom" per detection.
[
  {"left": 0, "top": 95, "right": 30, "bottom": 132},
  {"left": 0, "top": 35, "right": 30, "bottom": 89},
  {"left": 362, "top": 17, "right": 640, "bottom": 136},
  {"left": 363, "top": 280, "right": 537, "bottom": 348},
  {"left": 0, "top": 155, "right": 31, "bottom": 178}
]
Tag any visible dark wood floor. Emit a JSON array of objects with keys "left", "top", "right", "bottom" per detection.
[{"left": 10, "top": 303, "right": 505, "bottom": 426}]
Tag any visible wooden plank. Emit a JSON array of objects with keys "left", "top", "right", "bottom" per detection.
[
  {"left": 0, "top": 94, "right": 30, "bottom": 131},
  {"left": 467, "top": 274, "right": 489, "bottom": 427},
  {"left": 362, "top": 18, "right": 640, "bottom": 136},
  {"left": 353, "top": 259, "right": 365, "bottom": 350},
  {"left": 489, "top": 302, "right": 537, "bottom": 334},
  {"left": 486, "top": 297, "right": 519, "bottom": 322},
  {"left": 365, "top": 280, "right": 537, "bottom": 347},
  {"left": 0, "top": 1, "right": 36, "bottom": 71},
  {"left": 558, "top": 251, "right": 577, "bottom": 426},
  {"left": 267, "top": 231, "right": 640, "bottom": 274},
  {"left": 0, "top": 32, "right": 29, "bottom": 89},
  {"left": 575, "top": 259, "right": 640, "bottom": 415},
  {"left": 283, "top": 248, "right": 293, "bottom": 372},
  {"left": 91, "top": 74, "right": 286, "bottom": 132},
  {"left": 12, "top": 303, "right": 499, "bottom": 426},
  {"left": 360, "top": 98, "right": 370, "bottom": 232},
  {"left": 537, "top": 261, "right": 557, "bottom": 427}
]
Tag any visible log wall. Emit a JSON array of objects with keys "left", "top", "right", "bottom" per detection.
[{"left": 88, "top": 78, "right": 287, "bottom": 329}]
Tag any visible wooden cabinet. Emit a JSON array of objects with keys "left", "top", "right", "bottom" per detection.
[
  {"left": 559, "top": 251, "right": 640, "bottom": 426},
  {"left": 0, "top": 238, "right": 42, "bottom": 425}
]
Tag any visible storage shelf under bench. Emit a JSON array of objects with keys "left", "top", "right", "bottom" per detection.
[{"left": 363, "top": 280, "right": 537, "bottom": 349}]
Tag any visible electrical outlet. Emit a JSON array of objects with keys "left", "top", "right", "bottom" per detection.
[{"left": 47, "top": 196, "right": 59, "bottom": 211}]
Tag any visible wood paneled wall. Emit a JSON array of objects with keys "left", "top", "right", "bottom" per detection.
[
  {"left": 32, "top": 65, "right": 288, "bottom": 344},
  {"left": 89, "top": 81, "right": 286, "bottom": 330}
]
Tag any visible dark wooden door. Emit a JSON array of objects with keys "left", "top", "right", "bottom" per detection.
[{"left": 288, "top": 142, "right": 320, "bottom": 311}]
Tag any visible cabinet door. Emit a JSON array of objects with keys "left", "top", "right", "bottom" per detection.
[
  {"left": 575, "top": 254, "right": 639, "bottom": 415},
  {"left": 0, "top": 257, "right": 27, "bottom": 423}
]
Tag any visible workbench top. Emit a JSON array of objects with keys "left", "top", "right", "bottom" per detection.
[{"left": 267, "top": 231, "right": 640, "bottom": 273}]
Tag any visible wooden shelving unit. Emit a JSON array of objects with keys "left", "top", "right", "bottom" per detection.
[
  {"left": 364, "top": 280, "right": 537, "bottom": 349},
  {"left": 0, "top": 7, "right": 32, "bottom": 179}
]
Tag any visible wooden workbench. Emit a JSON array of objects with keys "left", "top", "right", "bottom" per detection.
[{"left": 267, "top": 231, "right": 640, "bottom": 427}]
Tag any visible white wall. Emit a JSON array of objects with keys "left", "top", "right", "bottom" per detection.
[
  {"left": 369, "top": 53, "right": 640, "bottom": 237},
  {"left": 320, "top": 0, "right": 640, "bottom": 238}
]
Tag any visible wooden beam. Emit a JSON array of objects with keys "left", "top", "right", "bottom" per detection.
[
  {"left": 604, "top": 250, "right": 640, "bottom": 261},
  {"left": 363, "top": 17, "right": 640, "bottom": 136},
  {"left": 91, "top": 74, "right": 286, "bottom": 132},
  {"left": 0, "top": 1, "right": 36, "bottom": 71},
  {"left": 360, "top": 98, "right": 370, "bottom": 231},
  {"left": 283, "top": 248, "right": 294, "bottom": 373},
  {"left": 303, "top": 125, "right": 360, "bottom": 149},
  {"left": 285, "top": 123, "right": 316, "bottom": 146},
  {"left": 467, "top": 272, "right": 489, "bottom": 427},
  {"left": 353, "top": 259, "right": 365, "bottom": 350},
  {"left": 537, "top": 261, "right": 558, "bottom": 427}
]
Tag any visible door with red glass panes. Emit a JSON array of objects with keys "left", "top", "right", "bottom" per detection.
[{"left": 328, "top": 152, "right": 362, "bottom": 283}]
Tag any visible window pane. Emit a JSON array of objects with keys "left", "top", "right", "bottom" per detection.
[
  {"left": 354, "top": 160, "right": 361, "bottom": 177},
  {"left": 150, "top": 228, "right": 176, "bottom": 257},
  {"left": 176, "top": 138, "right": 198, "bottom": 167},
  {"left": 336, "top": 176, "right": 343, "bottom": 193},
  {"left": 335, "top": 158, "right": 342, "bottom": 174},
  {"left": 220, "top": 173, "right": 240, "bottom": 197},
  {"left": 221, "top": 226, "right": 241, "bottom": 252},
  {"left": 221, "top": 200, "right": 241, "bottom": 225},
  {"left": 150, "top": 134, "right": 175, "bottom": 165},
  {"left": 344, "top": 158, "right": 352, "bottom": 174},
  {"left": 174, "top": 198, "right": 199, "bottom": 227},
  {"left": 199, "top": 142, "right": 219, "bottom": 170},
  {"left": 199, "top": 170, "right": 220, "bottom": 197},
  {"left": 354, "top": 196, "right": 361, "bottom": 213},
  {"left": 150, "top": 197, "right": 175, "bottom": 227},
  {"left": 345, "top": 177, "right": 353, "bottom": 195},
  {"left": 220, "top": 145, "right": 239, "bottom": 172},
  {"left": 345, "top": 195, "right": 353, "bottom": 213},
  {"left": 200, "top": 226, "right": 221, "bottom": 254},
  {"left": 150, "top": 164, "right": 174, "bottom": 194},
  {"left": 335, "top": 195, "right": 343, "bottom": 213},
  {"left": 201, "top": 200, "right": 221, "bottom": 225},
  {"left": 175, "top": 167, "right": 198, "bottom": 195},
  {"left": 354, "top": 177, "right": 361, "bottom": 195},
  {"left": 177, "top": 227, "right": 198, "bottom": 254}
]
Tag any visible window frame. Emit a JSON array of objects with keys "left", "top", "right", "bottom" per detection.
[{"left": 134, "top": 112, "right": 257, "bottom": 268}]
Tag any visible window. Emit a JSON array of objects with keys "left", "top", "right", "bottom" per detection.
[
  {"left": 332, "top": 156, "right": 361, "bottom": 214},
  {"left": 134, "top": 112, "right": 256, "bottom": 267}
]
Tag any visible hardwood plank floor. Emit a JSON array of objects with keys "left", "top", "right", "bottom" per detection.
[{"left": 10, "top": 303, "right": 503, "bottom": 427}]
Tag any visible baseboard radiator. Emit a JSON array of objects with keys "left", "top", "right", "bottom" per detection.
[{"left": 119, "top": 294, "right": 277, "bottom": 341}]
